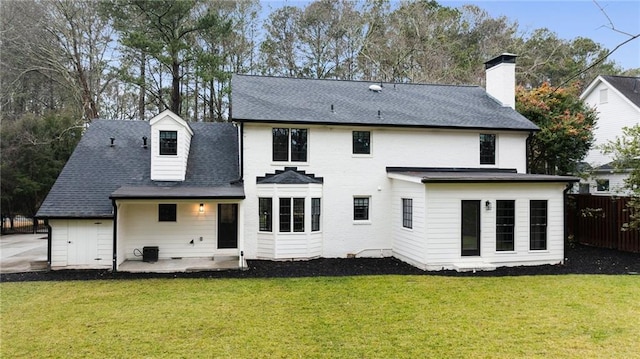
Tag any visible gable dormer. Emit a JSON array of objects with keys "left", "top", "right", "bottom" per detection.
[{"left": 150, "top": 110, "right": 194, "bottom": 181}]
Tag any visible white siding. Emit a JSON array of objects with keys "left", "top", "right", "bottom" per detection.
[
  {"left": 49, "top": 219, "right": 113, "bottom": 269},
  {"left": 422, "top": 182, "right": 566, "bottom": 270},
  {"left": 241, "top": 123, "right": 529, "bottom": 260},
  {"left": 150, "top": 111, "right": 193, "bottom": 181},
  {"left": 255, "top": 183, "right": 323, "bottom": 259},
  {"left": 583, "top": 80, "right": 640, "bottom": 167},
  {"left": 116, "top": 200, "right": 238, "bottom": 263},
  {"left": 390, "top": 179, "right": 427, "bottom": 267}
]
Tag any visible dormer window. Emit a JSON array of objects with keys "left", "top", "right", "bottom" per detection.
[{"left": 159, "top": 131, "right": 177, "bottom": 155}]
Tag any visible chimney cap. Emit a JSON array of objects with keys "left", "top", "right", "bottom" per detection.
[{"left": 484, "top": 53, "right": 517, "bottom": 69}]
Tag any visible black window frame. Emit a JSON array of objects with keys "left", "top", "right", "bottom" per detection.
[
  {"left": 158, "top": 204, "right": 177, "bottom": 222},
  {"left": 279, "top": 198, "right": 305, "bottom": 233},
  {"left": 279, "top": 198, "right": 291, "bottom": 232},
  {"left": 353, "top": 197, "right": 370, "bottom": 221},
  {"left": 272, "top": 128, "right": 307, "bottom": 162},
  {"left": 352, "top": 131, "right": 371, "bottom": 154},
  {"left": 461, "top": 200, "right": 481, "bottom": 256},
  {"left": 480, "top": 134, "right": 496, "bottom": 165},
  {"left": 496, "top": 200, "right": 515, "bottom": 251},
  {"left": 311, "top": 198, "right": 321, "bottom": 232},
  {"left": 596, "top": 179, "right": 610, "bottom": 192},
  {"left": 530, "top": 200, "right": 547, "bottom": 250},
  {"left": 259, "top": 197, "right": 272, "bottom": 232},
  {"left": 159, "top": 130, "right": 178, "bottom": 155},
  {"left": 402, "top": 198, "right": 413, "bottom": 229}
]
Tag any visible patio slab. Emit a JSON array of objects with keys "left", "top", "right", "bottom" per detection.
[{"left": 118, "top": 256, "right": 245, "bottom": 273}]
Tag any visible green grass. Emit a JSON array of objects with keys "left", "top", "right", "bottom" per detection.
[{"left": 2, "top": 275, "right": 639, "bottom": 358}]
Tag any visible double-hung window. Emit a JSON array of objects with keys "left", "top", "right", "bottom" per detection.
[
  {"left": 273, "top": 128, "right": 307, "bottom": 162},
  {"left": 530, "top": 200, "right": 547, "bottom": 250},
  {"left": 480, "top": 134, "right": 496, "bottom": 165},
  {"left": 159, "top": 131, "right": 178, "bottom": 155},
  {"left": 259, "top": 198, "right": 272, "bottom": 232},
  {"left": 402, "top": 198, "right": 412, "bottom": 229},
  {"left": 279, "top": 198, "right": 305, "bottom": 232},
  {"left": 352, "top": 131, "right": 371, "bottom": 154},
  {"left": 311, "top": 198, "right": 321, "bottom": 232},
  {"left": 496, "top": 200, "right": 515, "bottom": 251},
  {"left": 353, "top": 197, "right": 370, "bottom": 221}
]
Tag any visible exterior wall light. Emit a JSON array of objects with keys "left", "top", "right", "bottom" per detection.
[
  {"left": 485, "top": 200, "right": 492, "bottom": 210},
  {"left": 199, "top": 203, "right": 204, "bottom": 213}
]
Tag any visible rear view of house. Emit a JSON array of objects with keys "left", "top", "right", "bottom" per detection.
[{"left": 38, "top": 54, "right": 577, "bottom": 272}]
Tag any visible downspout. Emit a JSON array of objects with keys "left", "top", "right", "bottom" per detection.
[
  {"left": 562, "top": 183, "right": 572, "bottom": 264},
  {"left": 239, "top": 122, "right": 244, "bottom": 181},
  {"left": 46, "top": 219, "right": 52, "bottom": 271},
  {"left": 526, "top": 131, "right": 534, "bottom": 174},
  {"left": 112, "top": 199, "right": 118, "bottom": 273}
]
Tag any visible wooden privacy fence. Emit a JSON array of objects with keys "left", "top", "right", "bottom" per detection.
[{"left": 566, "top": 194, "right": 640, "bottom": 253}]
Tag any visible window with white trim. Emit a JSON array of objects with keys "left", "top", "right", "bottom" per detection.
[
  {"left": 159, "top": 131, "right": 177, "bottom": 155},
  {"left": 402, "top": 198, "right": 412, "bottom": 229},
  {"left": 496, "top": 200, "right": 515, "bottom": 251},
  {"left": 279, "top": 198, "right": 305, "bottom": 232},
  {"left": 353, "top": 197, "right": 370, "bottom": 221},
  {"left": 311, "top": 198, "right": 321, "bottom": 232},
  {"left": 259, "top": 197, "right": 272, "bottom": 232},
  {"left": 273, "top": 128, "right": 307, "bottom": 162}
]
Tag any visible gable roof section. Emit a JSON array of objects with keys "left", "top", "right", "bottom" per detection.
[
  {"left": 37, "top": 120, "right": 242, "bottom": 218},
  {"left": 257, "top": 167, "right": 323, "bottom": 184},
  {"left": 232, "top": 74, "right": 538, "bottom": 131},
  {"left": 581, "top": 75, "right": 640, "bottom": 110}
]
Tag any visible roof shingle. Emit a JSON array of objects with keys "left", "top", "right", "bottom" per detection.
[
  {"left": 232, "top": 74, "right": 538, "bottom": 131},
  {"left": 37, "top": 120, "right": 241, "bottom": 218}
]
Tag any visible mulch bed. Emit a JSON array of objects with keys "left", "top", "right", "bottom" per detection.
[{"left": 1, "top": 243, "right": 639, "bottom": 282}]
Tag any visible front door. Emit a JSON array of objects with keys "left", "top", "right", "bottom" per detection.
[
  {"left": 461, "top": 200, "right": 480, "bottom": 256},
  {"left": 218, "top": 204, "right": 238, "bottom": 249}
]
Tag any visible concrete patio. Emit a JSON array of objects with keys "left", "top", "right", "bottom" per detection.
[{"left": 117, "top": 256, "right": 246, "bottom": 273}]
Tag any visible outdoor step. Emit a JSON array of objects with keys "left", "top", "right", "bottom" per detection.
[
  {"left": 452, "top": 263, "right": 497, "bottom": 272},
  {"left": 30, "top": 260, "right": 48, "bottom": 271}
]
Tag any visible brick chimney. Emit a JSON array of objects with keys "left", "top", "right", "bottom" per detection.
[{"left": 484, "top": 53, "right": 517, "bottom": 109}]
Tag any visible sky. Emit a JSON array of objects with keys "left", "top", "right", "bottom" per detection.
[
  {"left": 439, "top": 0, "right": 640, "bottom": 70},
  {"left": 263, "top": 0, "right": 640, "bottom": 70}
]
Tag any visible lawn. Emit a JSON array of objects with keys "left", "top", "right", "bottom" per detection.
[{"left": 2, "top": 275, "right": 639, "bottom": 358}]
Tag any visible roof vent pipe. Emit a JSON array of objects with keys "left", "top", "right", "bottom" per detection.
[
  {"left": 110, "top": 137, "right": 115, "bottom": 147},
  {"left": 331, "top": 104, "right": 335, "bottom": 113},
  {"left": 142, "top": 136, "right": 148, "bottom": 148},
  {"left": 377, "top": 110, "right": 382, "bottom": 119}
]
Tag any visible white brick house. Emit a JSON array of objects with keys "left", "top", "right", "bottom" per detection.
[{"left": 38, "top": 54, "right": 577, "bottom": 272}]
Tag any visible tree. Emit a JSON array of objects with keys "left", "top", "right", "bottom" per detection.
[
  {"left": 601, "top": 125, "right": 640, "bottom": 230},
  {"left": 516, "top": 82, "right": 598, "bottom": 175},
  {"left": 103, "top": 0, "right": 230, "bottom": 117},
  {"left": 1, "top": 111, "right": 83, "bottom": 218},
  {"left": 1, "top": 0, "right": 114, "bottom": 122},
  {"left": 259, "top": 6, "right": 303, "bottom": 77}
]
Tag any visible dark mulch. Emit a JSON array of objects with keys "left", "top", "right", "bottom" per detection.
[{"left": 1, "top": 243, "right": 639, "bottom": 282}]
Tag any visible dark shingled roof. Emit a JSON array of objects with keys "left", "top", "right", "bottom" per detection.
[
  {"left": 387, "top": 167, "right": 579, "bottom": 183},
  {"left": 602, "top": 75, "right": 640, "bottom": 108},
  {"left": 37, "top": 120, "right": 242, "bottom": 218},
  {"left": 232, "top": 74, "right": 538, "bottom": 131},
  {"left": 257, "top": 167, "right": 323, "bottom": 184}
]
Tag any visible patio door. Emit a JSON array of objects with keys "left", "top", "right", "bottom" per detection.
[
  {"left": 218, "top": 204, "right": 238, "bottom": 249},
  {"left": 461, "top": 200, "right": 480, "bottom": 256}
]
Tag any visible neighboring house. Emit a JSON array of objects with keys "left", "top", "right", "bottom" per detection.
[
  {"left": 580, "top": 75, "right": 640, "bottom": 195},
  {"left": 37, "top": 54, "right": 577, "bottom": 272}
]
